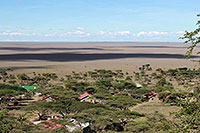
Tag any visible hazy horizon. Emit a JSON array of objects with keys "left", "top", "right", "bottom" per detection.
[{"left": 0, "top": 41, "right": 185, "bottom": 43}]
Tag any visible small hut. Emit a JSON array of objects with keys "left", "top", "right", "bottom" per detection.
[{"left": 78, "top": 92, "right": 92, "bottom": 101}]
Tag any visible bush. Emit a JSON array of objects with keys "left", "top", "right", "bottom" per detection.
[
  {"left": 0, "top": 84, "right": 27, "bottom": 97},
  {"left": 125, "top": 121, "right": 150, "bottom": 132},
  {"left": 17, "top": 73, "right": 30, "bottom": 80},
  {"left": 157, "top": 78, "right": 167, "bottom": 86},
  {"left": 85, "top": 86, "right": 98, "bottom": 94}
]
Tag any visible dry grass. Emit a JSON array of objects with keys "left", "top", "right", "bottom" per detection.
[{"left": 130, "top": 96, "right": 180, "bottom": 121}]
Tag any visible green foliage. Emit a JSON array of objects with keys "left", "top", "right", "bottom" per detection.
[
  {"left": 156, "top": 78, "right": 167, "bottom": 86},
  {"left": 84, "top": 86, "right": 98, "bottom": 94},
  {"left": 42, "top": 87, "right": 78, "bottom": 100},
  {"left": 125, "top": 76, "right": 132, "bottom": 81},
  {"left": 94, "top": 91, "right": 112, "bottom": 100},
  {"left": 69, "top": 101, "right": 107, "bottom": 113},
  {"left": 194, "top": 86, "right": 200, "bottom": 93},
  {"left": 156, "top": 68, "right": 165, "bottom": 74},
  {"left": 0, "top": 111, "right": 14, "bottom": 133},
  {"left": 95, "top": 78, "right": 113, "bottom": 88},
  {"left": 112, "top": 80, "right": 136, "bottom": 90},
  {"left": 180, "top": 13, "right": 200, "bottom": 59},
  {"left": 2, "top": 68, "right": 200, "bottom": 132},
  {"left": 125, "top": 112, "right": 173, "bottom": 132},
  {"left": 48, "top": 99, "right": 72, "bottom": 117},
  {"left": 114, "top": 110, "right": 143, "bottom": 120},
  {"left": 125, "top": 121, "right": 151, "bottom": 133},
  {"left": 9, "top": 75, "right": 16, "bottom": 79},
  {"left": 42, "top": 73, "right": 58, "bottom": 79},
  {"left": 0, "top": 70, "right": 8, "bottom": 76},
  {"left": 0, "top": 110, "right": 40, "bottom": 132},
  {"left": 65, "top": 80, "right": 89, "bottom": 92},
  {"left": 153, "top": 85, "right": 173, "bottom": 93},
  {"left": 32, "top": 75, "right": 47, "bottom": 81},
  {"left": 106, "top": 96, "right": 141, "bottom": 110},
  {"left": 167, "top": 68, "right": 178, "bottom": 76},
  {"left": 25, "top": 101, "right": 53, "bottom": 120},
  {"left": 69, "top": 107, "right": 126, "bottom": 132},
  {"left": 8, "top": 80, "right": 17, "bottom": 84},
  {"left": 129, "top": 88, "right": 153, "bottom": 99},
  {"left": 158, "top": 91, "right": 189, "bottom": 106},
  {"left": 139, "top": 64, "right": 152, "bottom": 71},
  {"left": 17, "top": 73, "right": 30, "bottom": 80},
  {"left": 0, "top": 83, "right": 27, "bottom": 97},
  {"left": 174, "top": 98, "right": 200, "bottom": 132}
]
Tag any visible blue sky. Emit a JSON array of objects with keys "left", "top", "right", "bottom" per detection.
[{"left": 0, "top": 0, "right": 199, "bottom": 42}]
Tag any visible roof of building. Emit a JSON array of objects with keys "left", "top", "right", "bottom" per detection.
[
  {"left": 38, "top": 119, "right": 62, "bottom": 130},
  {"left": 136, "top": 83, "right": 142, "bottom": 88},
  {"left": 22, "top": 86, "right": 38, "bottom": 91},
  {"left": 78, "top": 92, "right": 92, "bottom": 100},
  {"left": 145, "top": 91, "right": 157, "bottom": 98}
]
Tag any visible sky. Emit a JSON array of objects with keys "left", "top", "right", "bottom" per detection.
[{"left": 0, "top": 0, "right": 199, "bottom": 42}]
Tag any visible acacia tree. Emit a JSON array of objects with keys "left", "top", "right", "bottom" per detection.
[
  {"left": 69, "top": 107, "right": 120, "bottom": 132},
  {"left": 174, "top": 13, "right": 200, "bottom": 132},
  {"left": 50, "top": 99, "right": 72, "bottom": 118},
  {"left": 0, "top": 110, "right": 40, "bottom": 132},
  {"left": 180, "top": 13, "right": 200, "bottom": 60},
  {"left": 107, "top": 96, "right": 141, "bottom": 110},
  {"left": 25, "top": 101, "right": 52, "bottom": 120}
]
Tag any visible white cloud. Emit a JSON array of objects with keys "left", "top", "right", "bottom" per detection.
[
  {"left": 136, "top": 31, "right": 169, "bottom": 37},
  {"left": 74, "top": 30, "right": 85, "bottom": 35},
  {"left": 0, "top": 30, "right": 185, "bottom": 41},
  {"left": 96, "top": 31, "right": 106, "bottom": 35},
  {"left": 0, "top": 32, "right": 38, "bottom": 37},
  {"left": 115, "top": 31, "right": 131, "bottom": 35},
  {"left": 76, "top": 27, "right": 84, "bottom": 30},
  {"left": 175, "top": 31, "right": 185, "bottom": 34}
]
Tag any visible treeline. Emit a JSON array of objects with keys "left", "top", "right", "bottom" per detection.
[{"left": 0, "top": 66, "right": 200, "bottom": 132}]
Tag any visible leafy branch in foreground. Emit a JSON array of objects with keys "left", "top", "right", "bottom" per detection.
[
  {"left": 180, "top": 14, "right": 200, "bottom": 60},
  {"left": 173, "top": 96, "right": 200, "bottom": 132}
]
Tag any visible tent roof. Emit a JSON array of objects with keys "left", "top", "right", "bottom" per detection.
[
  {"left": 22, "top": 86, "right": 38, "bottom": 91},
  {"left": 136, "top": 83, "right": 142, "bottom": 88}
]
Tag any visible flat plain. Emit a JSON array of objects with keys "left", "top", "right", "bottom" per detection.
[{"left": 0, "top": 42, "right": 199, "bottom": 76}]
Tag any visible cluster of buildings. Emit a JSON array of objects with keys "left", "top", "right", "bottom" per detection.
[{"left": 33, "top": 117, "right": 90, "bottom": 132}]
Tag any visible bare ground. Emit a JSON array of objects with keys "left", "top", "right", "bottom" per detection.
[
  {"left": 0, "top": 42, "right": 199, "bottom": 77},
  {"left": 130, "top": 96, "right": 180, "bottom": 121}
]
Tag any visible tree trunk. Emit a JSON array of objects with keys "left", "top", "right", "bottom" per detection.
[{"left": 59, "top": 111, "right": 65, "bottom": 118}]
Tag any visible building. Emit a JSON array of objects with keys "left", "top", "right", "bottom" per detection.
[
  {"left": 22, "top": 86, "right": 38, "bottom": 91},
  {"left": 136, "top": 83, "right": 142, "bottom": 88},
  {"left": 78, "top": 92, "right": 92, "bottom": 101}
]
